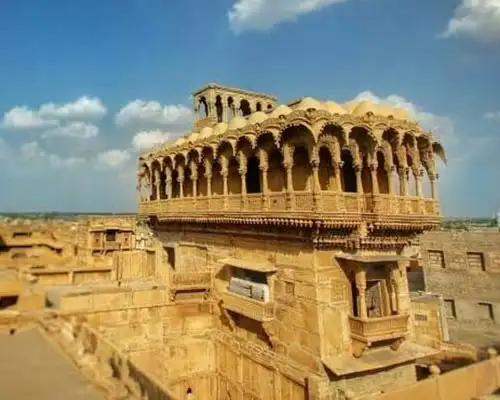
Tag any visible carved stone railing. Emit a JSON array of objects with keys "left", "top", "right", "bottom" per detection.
[
  {"left": 349, "top": 314, "right": 409, "bottom": 344},
  {"left": 171, "top": 272, "right": 211, "bottom": 290},
  {"left": 139, "top": 191, "right": 439, "bottom": 219},
  {"left": 220, "top": 292, "right": 275, "bottom": 322}
]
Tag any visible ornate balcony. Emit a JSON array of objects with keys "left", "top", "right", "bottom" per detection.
[
  {"left": 138, "top": 192, "right": 439, "bottom": 222},
  {"left": 220, "top": 291, "right": 275, "bottom": 322},
  {"left": 349, "top": 314, "right": 409, "bottom": 345}
]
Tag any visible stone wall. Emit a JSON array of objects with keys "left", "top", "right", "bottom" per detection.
[{"left": 420, "top": 229, "right": 500, "bottom": 347}]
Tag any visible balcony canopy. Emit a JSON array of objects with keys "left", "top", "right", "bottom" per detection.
[
  {"left": 336, "top": 253, "right": 410, "bottom": 264},
  {"left": 219, "top": 257, "right": 277, "bottom": 273}
]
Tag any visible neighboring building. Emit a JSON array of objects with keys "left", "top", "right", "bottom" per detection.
[
  {"left": 135, "top": 82, "right": 447, "bottom": 399},
  {"left": 419, "top": 228, "right": 500, "bottom": 348}
]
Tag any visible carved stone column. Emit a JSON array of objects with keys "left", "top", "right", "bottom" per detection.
[
  {"left": 334, "top": 162, "right": 342, "bottom": 192},
  {"left": 206, "top": 172, "right": 212, "bottom": 198},
  {"left": 177, "top": 167, "right": 184, "bottom": 199},
  {"left": 415, "top": 168, "right": 423, "bottom": 198},
  {"left": 398, "top": 167, "right": 408, "bottom": 196},
  {"left": 191, "top": 169, "right": 198, "bottom": 198},
  {"left": 311, "top": 159, "right": 322, "bottom": 212},
  {"left": 430, "top": 173, "right": 439, "bottom": 201},
  {"left": 355, "top": 268, "right": 367, "bottom": 319},
  {"left": 355, "top": 165, "right": 363, "bottom": 194},
  {"left": 390, "top": 266, "right": 401, "bottom": 314},
  {"left": 154, "top": 169, "right": 161, "bottom": 201},
  {"left": 239, "top": 164, "right": 247, "bottom": 210},
  {"left": 165, "top": 167, "right": 173, "bottom": 199}
]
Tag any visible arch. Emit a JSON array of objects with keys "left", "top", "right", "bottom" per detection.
[
  {"left": 280, "top": 124, "right": 316, "bottom": 159},
  {"left": 215, "top": 95, "right": 223, "bottom": 123},
  {"left": 432, "top": 142, "right": 447, "bottom": 164},
  {"left": 236, "top": 135, "right": 255, "bottom": 155},
  {"left": 318, "top": 147, "right": 334, "bottom": 191},
  {"left": 256, "top": 102, "right": 262, "bottom": 112},
  {"left": 292, "top": 146, "right": 311, "bottom": 191},
  {"left": 216, "top": 140, "right": 234, "bottom": 159},
  {"left": 197, "top": 163, "right": 207, "bottom": 196},
  {"left": 318, "top": 123, "right": 345, "bottom": 160},
  {"left": 376, "top": 151, "right": 390, "bottom": 194},
  {"left": 211, "top": 161, "right": 223, "bottom": 195},
  {"left": 227, "top": 157, "right": 241, "bottom": 195},
  {"left": 350, "top": 126, "right": 377, "bottom": 158},
  {"left": 361, "top": 155, "right": 373, "bottom": 193},
  {"left": 199, "top": 96, "right": 208, "bottom": 119},
  {"left": 267, "top": 148, "right": 285, "bottom": 192},
  {"left": 341, "top": 149, "right": 357, "bottom": 193},
  {"left": 183, "top": 166, "right": 193, "bottom": 197},
  {"left": 246, "top": 156, "right": 261, "bottom": 194},
  {"left": 240, "top": 99, "right": 251, "bottom": 117},
  {"left": 227, "top": 97, "right": 235, "bottom": 119}
]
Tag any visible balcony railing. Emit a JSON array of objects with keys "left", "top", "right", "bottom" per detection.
[
  {"left": 171, "top": 272, "right": 211, "bottom": 290},
  {"left": 138, "top": 192, "right": 438, "bottom": 218},
  {"left": 220, "top": 292, "right": 275, "bottom": 322},
  {"left": 349, "top": 314, "right": 409, "bottom": 344}
]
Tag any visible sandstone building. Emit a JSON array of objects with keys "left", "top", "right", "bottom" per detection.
[
  {"left": 418, "top": 228, "right": 500, "bottom": 348},
  {"left": 136, "top": 83, "right": 448, "bottom": 398},
  {"left": 1, "top": 83, "right": 500, "bottom": 400}
]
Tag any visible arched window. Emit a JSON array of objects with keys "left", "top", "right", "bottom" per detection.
[
  {"left": 215, "top": 95, "right": 223, "bottom": 122},
  {"left": 240, "top": 99, "right": 251, "bottom": 116},
  {"left": 318, "top": 147, "right": 334, "bottom": 191},
  {"left": 377, "top": 152, "right": 390, "bottom": 194},
  {"left": 199, "top": 97, "right": 208, "bottom": 119},
  {"left": 246, "top": 156, "right": 261, "bottom": 193},
  {"left": 228, "top": 158, "right": 241, "bottom": 195},
  {"left": 292, "top": 146, "right": 311, "bottom": 191},
  {"left": 341, "top": 150, "right": 357, "bottom": 193},
  {"left": 361, "top": 156, "right": 373, "bottom": 193},
  {"left": 256, "top": 102, "right": 262, "bottom": 112}
]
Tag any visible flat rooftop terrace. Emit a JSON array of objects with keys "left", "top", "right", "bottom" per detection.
[{"left": 0, "top": 327, "right": 104, "bottom": 400}]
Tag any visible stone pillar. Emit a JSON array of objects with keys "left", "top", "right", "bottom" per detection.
[
  {"left": 355, "top": 268, "right": 367, "bottom": 319},
  {"left": 334, "top": 163, "right": 342, "bottom": 192},
  {"left": 390, "top": 265, "right": 401, "bottom": 314},
  {"left": 355, "top": 166, "right": 363, "bottom": 194},
  {"left": 415, "top": 169, "right": 423, "bottom": 198},
  {"left": 206, "top": 172, "right": 212, "bottom": 198},
  {"left": 191, "top": 170, "right": 198, "bottom": 198},
  {"left": 177, "top": 167, "right": 184, "bottom": 199},
  {"left": 154, "top": 170, "right": 161, "bottom": 201},
  {"left": 430, "top": 173, "right": 439, "bottom": 201},
  {"left": 165, "top": 167, "right": 173, "bottom": 199},
  {"left": 311, "top": 159, "right": 321, "bottom": 212},
  {"left": 399, "top": 167, "right": 408, "bottom": 196},
  {"left": 370, "top": 164, "right": 379, "bottom": 195}
]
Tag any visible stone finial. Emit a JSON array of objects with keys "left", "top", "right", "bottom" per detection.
[
  {"left": 487, "top": 347, "right": 498, "bottom": 359},
  {"left": 429, "top": 364, "right": 441, "bottom": 376}
]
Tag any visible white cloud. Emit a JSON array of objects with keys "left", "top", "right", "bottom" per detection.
[
  {"left": 353, "top": 91, "right": 458, "bottom": 148},
  {"left": 19, "top": 140, "right": 85, "bottom": 168},
  {"left": 48, "top": 154, "right": 86, "bottom": 168},
  {"left": 115, "top": 100, "right": 192, "bottom": 128},
  {"left": 2, "top": 107, "right": 58, "bottom": 129},
  {"left": 443, "top": 0, "right": 500, "bottom": 41},
  {"left": 95, "top": 149, "right": 131, "bottom": 169},
  {"left": 20, "top": 141, "right": 46, "bottom": 160},
  {"left": 1, "top": 96, "right": 107, "bottom": 131},
  {"left": 228, "top": 0, "right": 346, "bottom": 33},
  {"left": 484, "top": 110, "right": 500, "bottom": 119},
  {"left": 132, "top": 130, "right": 171, "bottom": 152},
  {"left": 42, "top": 122, "right": 99, "bottom": 139},
  {"left": 37, "top": 96, "right": 107, "bottom": 120}
]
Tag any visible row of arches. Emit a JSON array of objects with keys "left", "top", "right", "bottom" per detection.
[{"left": 138, "top": 124, "right": 444, "bottom": 203}]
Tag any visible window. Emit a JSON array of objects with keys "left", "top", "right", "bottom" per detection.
[
  {"left": 444, "top": 299, "right": 457, "bottom": 319},
  {"left": 477, "top": 303, "right": 494, "bottom": 321},
  {"left": 229, "top": 267, "right": 269, "bottom": 302},
  {"left": 428, "top": 250, "right": 445, "bottom": 269},
  {"left": 467, "top": 252, "right": 485, "bottom": 271},
  {"left": 105, "top": 230, "right": 117, "bottom": 242},
  {"left": 165, "top": 246, "right": 176, "bottom": 270}
]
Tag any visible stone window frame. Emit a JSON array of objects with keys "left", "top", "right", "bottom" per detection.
[
  {"left": 427, "top": 249, "right": 446, "bottom": 269},
  {"left": 466, "top": 251, "right": 486, "bottom": 272},
  {"left": 443, "top": 299, "right": 457, "bottom": 319},
  {"left": 477, "top": 302, "right": 495, "bottom": 322}
]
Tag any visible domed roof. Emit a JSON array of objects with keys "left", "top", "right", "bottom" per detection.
[
  {"left": 187, "top": 132, "right": 199, "bottom": 142},
  {"left": 352, "top": 100, "right": 379, "bottom": 117},
  {"left": 270, "top": 104, "right": 293, "bottom": 118},
  {"left": 295, "top": 97, "right": 322, "bottom": 110},
  {"left": 213, "top": 122, "right": 228, "bottom": 136},
  {"left": 199, "top": 126, "right": 213, "bottom": 139},
  {"left": 247, "top": 111, "right": 268, "bottom": 124},
  {"left": 324, "top": 101, "right": 347, "bottom": 115},
  {"left": 175, "top": 137, "right": 186, "bottom": 146},
  {"left": 376, "top": 103, "right": 395, "bottom": 118},
  {"left": 228, "top": 115, "right": 247, "bottom": 130},
  {"left": 393, "top": 107, "right": 411, "bottom": 121},
  {"left": 344, "top": 100, "right": 359, "bottom": 113}
]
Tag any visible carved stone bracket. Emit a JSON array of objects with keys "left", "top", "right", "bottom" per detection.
[{"left": 262, "top": 320, "right": 279, "bottom": 349}]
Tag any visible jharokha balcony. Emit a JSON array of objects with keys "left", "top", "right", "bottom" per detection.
[{"left": 137, "top": 88, "right": 446, "bottom": 230}]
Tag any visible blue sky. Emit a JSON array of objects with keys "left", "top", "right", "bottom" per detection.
[{"left": 0, "top": 0, "right": 499, "bottom": 216}]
